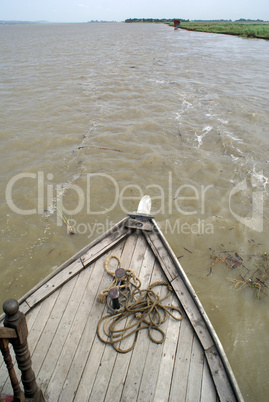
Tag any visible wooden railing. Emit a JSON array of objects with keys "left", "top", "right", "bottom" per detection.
[{"left": 0, "top": 299, "right": 45, "bottom": 402}]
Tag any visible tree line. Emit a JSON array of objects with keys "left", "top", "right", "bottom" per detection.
[
  {"left": 125, "top": 18, "right": 266, "bottom": 24},
  {"left": 125, "top": 18, "right": 188, "bottom": 23}
]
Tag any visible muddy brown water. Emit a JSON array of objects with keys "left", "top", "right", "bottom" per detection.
[{"left": 0, "top": 22, "right": 269, "bottom": 401}]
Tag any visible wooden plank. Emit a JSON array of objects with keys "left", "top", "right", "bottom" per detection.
[
  {"left": 80, "top": 223, "right": 130, "bottom": 267},
  {"left": 153, "top": 293, "right": 182, "bottom": 402},
  {"left": 63, "top": 252, "right": 117, "bottom": 402},
  {"left": 106, "top": 243, "right": 157, "bottom": 402},
  {"left": 143, "top": 230, "right": 179, "bottom": 282},
  {"left": 200, "top": 358, "right": 217, "bottom": 402},
  {"left": 73, "top": 235, "right": 136, "bottom": 402},
  {"left": 31, "top": 278, "right": 77, "bottom": 380},
  {"left": 49, "top": 248, "right": 127, "bottom": 400},
  {"left": 144, "top": 225, "right": 214, "bottom": 351},
  {"left": 73, "top": 323, "right": 107, "bottom": 402},
  {"left": 44, "top": 263, "right": 95, "bottom": 400},
  {"left": 36, "top": 267, "right": 90, "bottom": 396},
  {"left": 169, "top": 318, "right": 194, "bottom": 402},
  {"left": 0, "top": 215, "right": 241, "bottom": 402},
  {"left": 18, "top": 301, "right": 31, "bottom": 315},
  {"left": 205, "top": 345, "right": 237, "bottom": 402},
  {"left": 25, "top": 258, "right": 84, "bottom": 309},
  {"left": 0, "top": 223, "right": 128, "bottom": 397},
  {"left": 25, "top": 302, "right": 42, "bottom": 331},
  {"left": 171, "top": 275, "right": 214, "bottom": 351},
  {"left": 185, "top": 335, "right": 204, "bottom": 402},
  {"left": 147, "top": 221, "right": 243, "bottom": 402},
  {"left": 136, "top": 260, "right": 177, "bottom": 402},
  {"left": 0, "top": 328, "right": 17, "bottom": 339},
  {"left": 116, "top": 229, "right": 139, "bottom": 270},
  {"left": 72, "top": 324, "right": 107, "bottom": 402},
  {"left": 58, "top": 249, "right": 120, "bottom": 401},
  {"left": 28, "top": 291, "right": 60, "bottom": 358},
  {"left": 88, "top": 233, "right": 143, "bottom": 402},
  {"left": 125, "top": 217, "right": 154, "bottom": 231}
]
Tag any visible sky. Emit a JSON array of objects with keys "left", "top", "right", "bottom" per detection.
[{"left": 1, "top": 0, "right": 268, "bottom": 23}]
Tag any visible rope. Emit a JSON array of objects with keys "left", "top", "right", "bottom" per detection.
[
  {"left": 97, "top": 258, "right": 184, "bottom": 353},
  {"left": 97, "top": 255, "right": 141, "bottom": 304}
]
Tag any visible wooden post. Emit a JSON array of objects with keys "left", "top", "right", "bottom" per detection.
[
  {"left": 0, "top": 338, "right": 25, "bottom": 401},
  {"left": 3, "top": 299, "right": 45, "bottom": 402}
]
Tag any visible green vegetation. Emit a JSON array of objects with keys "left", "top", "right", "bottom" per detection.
[
  {"left": 178, "top": 21, "right": 269, "bottom": 39},
  {"left": 125, "top": 18, "right": 269, "bottom": 39}
]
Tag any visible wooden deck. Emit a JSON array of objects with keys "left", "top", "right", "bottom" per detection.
[{"left": 0, "top": 216, "right": 243, "bottom": 401}]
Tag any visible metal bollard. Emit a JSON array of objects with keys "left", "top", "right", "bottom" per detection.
[{"left": 108, "top": 288, "right": 120, "bottom": 310}]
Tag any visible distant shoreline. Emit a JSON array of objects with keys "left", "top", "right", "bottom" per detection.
[
  {"left": 124, "top": 18, "right": 269, "bottom": 40},
  {"left": 0, "top": 20, "right": 50, "bottom": 25},
  {"left": 1, "top": 20, "right": 268, "bottom": 40},
  {"left": 0, "top": 20, "right": 118, "bottom": 25},
  {"left": 176, "top": 21, "right": 269, "bottom": 40}
]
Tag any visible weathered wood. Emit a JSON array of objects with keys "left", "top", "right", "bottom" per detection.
[
  {"left": 59, "top": 241, "right": 127, "bottom": 401},
  {"left": 205, "top": 345, "right": 237, "bottom": 402},
  {"left": 0, "top": 323, "right": 23, "bottom": 395},
  {"left": 125, "top": 217, "right": 154, "bottom": 232},
  {"left": 1, "top": 292, "right": 60, "bottom": 396},
  {"left": 0, "top": 211, "right": 243, "bottom": 402},
  {"left": 200, "top": 359, "right": 217, "bottom": 402},
  {"left": 45, "top": 263, "right": 97, "bottom": 400},
  {"left": 87, "top": 233, "right": 143, "bottom": 402},
  {"left": 153, "top": 293, "right": 182, "bottom": 402},
  {"left": 150, "top": 221, "right": 243, "bottom": 402},
  {"left": 25, "top": 259, "right": 84, "bottom": 309},
  {"left": 143, "top": 229, "right": 179, "bottom": 282},
  {"left": 30, "top": 281, "right": 75, "bottom": 382},
  {"left": 1, "top": 302, "right": 44, "bottom": 391},
  {"left": 169, "top": 318, "right": 194, "bottom": 402},
  {"left": 3, "top": 299, "right": 44, "bottom": 401},
  {"left": 80, "top": 222, "right": 131, "bottom": 267},
  {"left": 108, "top": 243, "right": 158, "bottom": 402},
  {"left": 144, "top": 223, "right": 215, "bottom": 352},
  {"left": 0, "top": 328, "right": 17, "bottom": 339},
  {"left": 185, "top": 335, "right": 204, "bottom": 401},
  {"left": 171, "top": 275, "right": 214, "bottom": 351},
  {"left": 0, "top": 338, "right": 25, "bottom": 402},
  {"left": 27, "top": 291, "right": 59, "bottom": 356},
  {"left": 18, "top": 302, "right": 31, "bottom": 316},
  {"left": 72, "top": 239, "right": 134, "bottom": 402},
  {"left": 35, "top": 276, "right": 80, "bottom": 391},
  {"left": 136, "top": 261, "right": 172, "bottom": 402},
  {"left": 0, "top": 340, "right": 18, "bottom": 395}
]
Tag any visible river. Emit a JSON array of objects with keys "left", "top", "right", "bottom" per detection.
[{"left": 0, "top": 22, "right": 269, "bottom": 401}]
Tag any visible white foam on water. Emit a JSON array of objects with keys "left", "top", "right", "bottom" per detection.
[
  {"left": 252, "top": 166, "right": 269, "bottom": 190},
  {"left": 182, "top": 99, "right": 193, "bottom": 109},
  {"left": 195, "top": 126, "right": 213, "bottom": 147}
]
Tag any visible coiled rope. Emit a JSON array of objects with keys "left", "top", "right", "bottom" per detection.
[
  {"left": 97, "top": 255, "right": 184, "bottom": 353},
  {"left": 97, "top": 255, "right": 141, "bottom": 304}
]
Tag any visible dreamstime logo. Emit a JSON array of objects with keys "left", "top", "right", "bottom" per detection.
[{"left": 4, "top": 170, "right": 265, "bottom": 235}]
